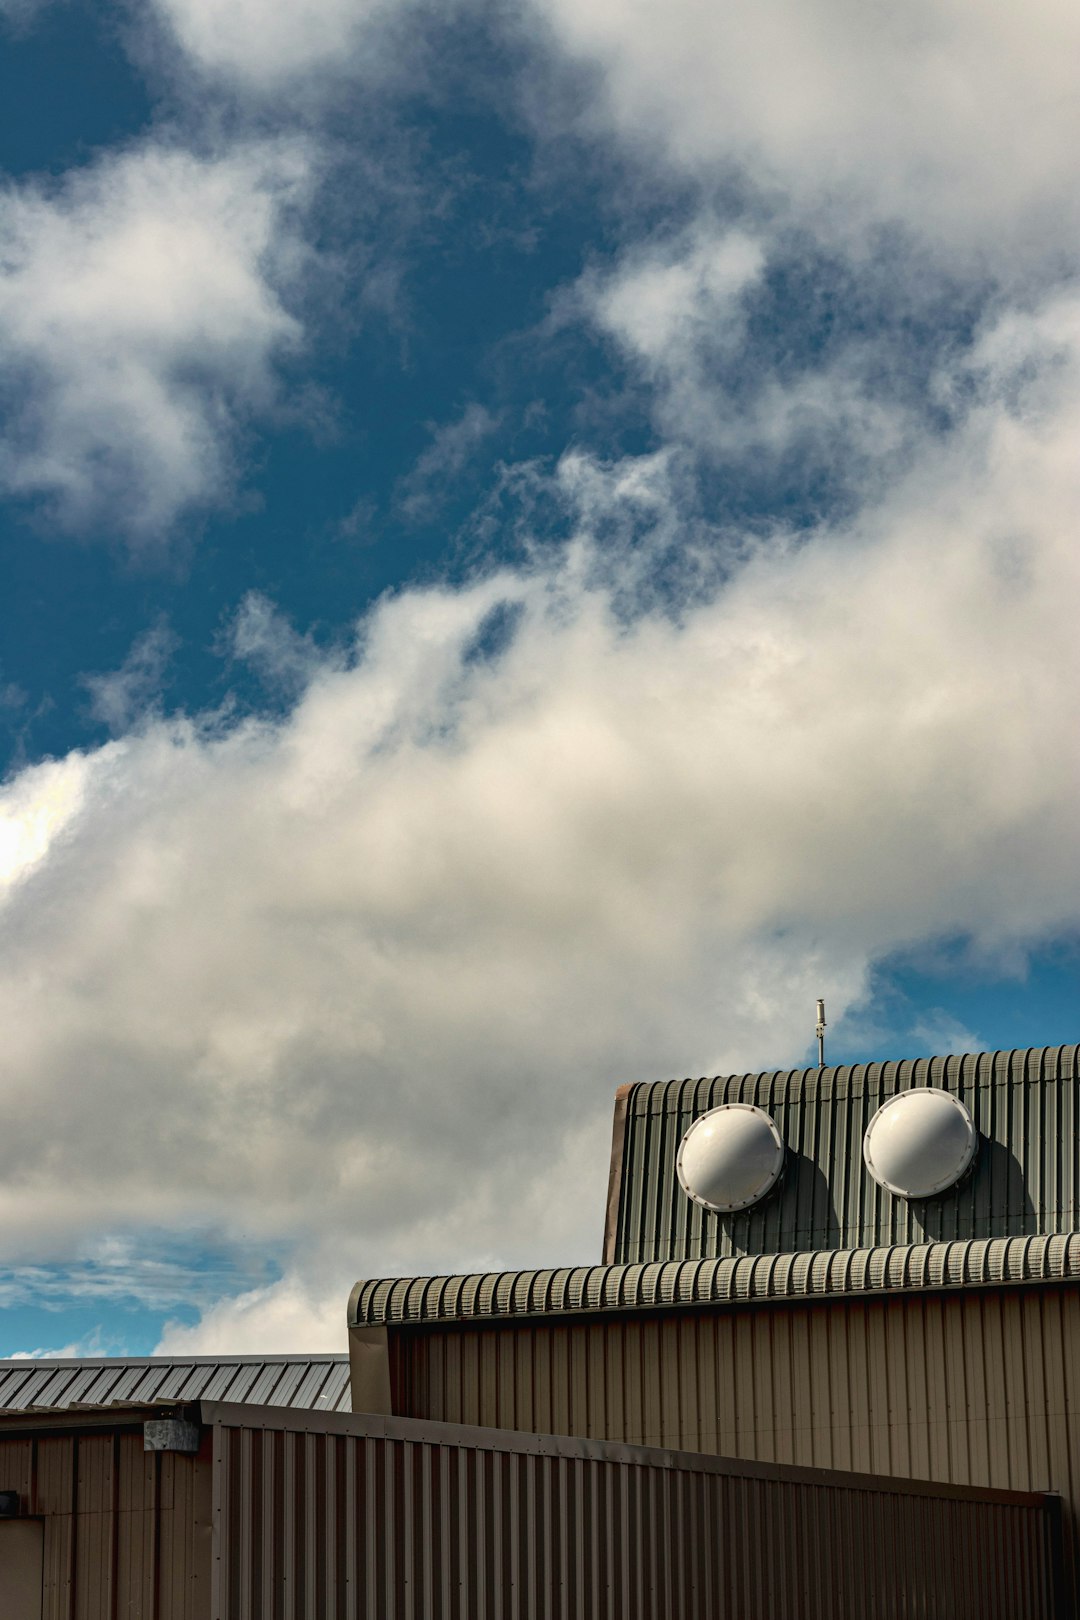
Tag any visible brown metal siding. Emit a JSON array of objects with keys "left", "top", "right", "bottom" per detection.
[
  {"left": 610, "top": 1043, "right": 1080, "bottom": 1264},
  {"left": 387, "top": 1279, "right": 1080, "bottom": 1604},
  {"left": 209, "top": 1410, "right": 1059, "bottom": 1619},
  {"left": 0, "top": 1426, "right": 212, "bottom": 1620}
]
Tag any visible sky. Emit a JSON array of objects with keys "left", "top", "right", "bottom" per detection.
[{"left": 0, "top": 0, "right": 1078, "bottom": 1358}]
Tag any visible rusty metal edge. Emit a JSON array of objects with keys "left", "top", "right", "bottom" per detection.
[{"left": 601, "top": 1083, "right": 634, "bottom": 1264}]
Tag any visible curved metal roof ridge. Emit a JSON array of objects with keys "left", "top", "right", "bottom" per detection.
[
  {"left": 631, "top": 1043, "right": 1078, "bottom": 1111},
  {"left": 349, "top": 1232, "right": 1080, "bottom": 1327}
]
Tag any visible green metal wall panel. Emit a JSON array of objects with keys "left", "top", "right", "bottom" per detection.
[{"left": 608, "top": 1044, "right": 1079, "bottom": 1265}]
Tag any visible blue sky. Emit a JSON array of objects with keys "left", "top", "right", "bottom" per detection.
[{"left": 1, "top": 0, "right": 1078, "bottom": 1356}]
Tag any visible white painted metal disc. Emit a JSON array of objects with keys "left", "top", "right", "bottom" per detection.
[
  {"left": 863, "top": 1088, "right": 977, "bottom": 1199},
  {"left": 676, "top": 1104, "right": 785, "bottom": 1214}
]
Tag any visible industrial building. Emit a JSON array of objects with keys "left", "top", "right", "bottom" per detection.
[{"left": 2, "top": 1041, "right": 1078, "bottom": 1615}]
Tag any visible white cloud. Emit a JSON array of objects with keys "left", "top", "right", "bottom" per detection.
[
  {"left": 0, "top": 753, "right": 89, "bottom": 892},
  {"left": 396, "top": 403, "right": 500, "bottom": 523},
  {"left": 0, "top": 139, "right": 313, "bottom": 537},
  {"left": 82, "top": 622, "right": 179, "bottom": 734},
  {"left": 578, "top": 222, "right": 913, "bottom": 472},
  {"left": 8, "top": 1343, "right": 86, "bottom": 1361},
  {"left": 585, "top": 226, "right": 764, "bottom": 368},
  {"left": 228, "top": 592, "right": 331, "bottom": 695},
  {"left": 534, "top": 0, "right": 1080, "bottom": 267},
  {"left": 149, "top": 0, "right": 403, "bottom": 89},
  {"left": 2, "top": 280, "right": 1080, "bottom": 1354},
  {"left": 909, "top": 1011, "right": 983, "bottom": 1060},
  {"left": 156, "top": 1272, "right": 344, "bottom": 1355}
]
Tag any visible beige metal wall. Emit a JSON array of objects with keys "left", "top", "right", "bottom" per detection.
[
  {"left": 387, "top": 1280, "right": 1080, "bottom": 1604},
  {"left": 0, "top": 1425, "right": 211, "bottom": 1620},
  {"left": 211, "top": 1411, "right": 1059, "bottom": 1620}
]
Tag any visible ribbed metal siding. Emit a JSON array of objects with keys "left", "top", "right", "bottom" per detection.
[
  {"left": 210, "top": 1413, "right": 1059, "bottom": 1620},
  {"left": 0, "top": 1356, "right": 351, "bottom": 1415},
  {"left": 0, "top": 1426, "right": 211, "bottom": 1619},
  {"left": 611, "top": 1044, "right": 1080, "bottom": 1265},
  {"left": 351, "top": 1233, "right": 1080, "bottom": 1325},
  {"left": 387, "top": 1279, "right": 1080, "bottom": 1604}
]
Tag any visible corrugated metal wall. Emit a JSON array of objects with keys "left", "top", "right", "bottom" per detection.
[
  {"left": 211, "top": 1412, "right": 1060, "bottom": 1620},
  {"left": 0, "top": 1408, "right": 1063, "bottom": 1618},
  {"left": 0, "top": 1424, "right": 211, "bottom": 1620},
  {"left": 387, "top": 1280, "right": 1080, "bottom": 1605},
  {"left": 610, "top": 1044, "right": 1080, "bottom": 1264}
]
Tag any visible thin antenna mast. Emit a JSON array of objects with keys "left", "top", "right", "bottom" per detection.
[{"left": 816, "top": 999, "right": 826, "bottom": 1069}]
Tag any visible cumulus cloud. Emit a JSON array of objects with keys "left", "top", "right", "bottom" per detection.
[
  {"left": 2, "top": 279, "right": 1080, "bottom": 1349},
  {"left": 148, "top": 0, "right": 408, "bottom": 89},
  {"left": 0, "top": 139, "right": 313, "bottom": 537},
  {"left": 156, "top": 1272, "right": 344, "bottom": 1354},
  {"left": 534, "top": 0, "right": 1080, "bottom": 267},
  {"left": 584, "top": 226, "right": 764, "bottom": 367}
]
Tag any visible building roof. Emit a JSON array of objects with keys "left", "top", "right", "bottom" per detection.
[
  {"left": 604, "top": 1043, "right": 1080, "bottom": 1266},
  {"left": 350, "top": 1231, "right": 1080, "bottom": 1328},
  {"left": 0, "top": 1354, "right": 351, "bottom": 1415}
]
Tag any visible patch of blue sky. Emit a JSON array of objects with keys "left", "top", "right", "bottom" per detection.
[
  {"left": 0, "top": 20, "right": 625, "bottom": 764},
  {"left": 0, "top": 0, "right": 154, "bottom": 178},
  {"left": 0, "top": 1234, "right": 283, "bottom": 1358},
  {"left": 0, "top": 3, "right": 1001, "bottom": 780},
  {"left": 830, "top": 936, "right": 1080, "bottom": 1069}
]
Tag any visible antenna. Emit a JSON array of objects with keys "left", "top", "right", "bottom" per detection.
[{"left": 816, "top": 999, "right": 826, "bottom": 1068}]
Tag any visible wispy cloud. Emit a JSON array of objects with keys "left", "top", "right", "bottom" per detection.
[
  {"left": 909, "top": 1011, "right": 983, "bottom": 1060},
  {"left": 395, "top": 403, "right": 500, "bottom": 524},
  {"left": 228, "top": 592, "right": 334, "bottom": 696},
  {"left": 82, "top": 622, "right": 179, "bottom": 734},
  {"left": 0, "top": 1235, "right": 275, "bottom": 1316}
]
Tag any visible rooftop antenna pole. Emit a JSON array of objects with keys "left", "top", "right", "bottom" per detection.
[{"left": 816, "top": 999, "right": 826, "bottom": 1069}]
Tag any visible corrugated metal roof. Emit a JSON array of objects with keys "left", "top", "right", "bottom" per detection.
[
  {"left": 350, "top": 1231, "right": 1080, "bottom": 1326},
  {"left": 0, "top": 1354, "right": 351, "bottom": 1414},
  {"left": 606, "top": 1043, "right": 1080, "bottom": 1265}
]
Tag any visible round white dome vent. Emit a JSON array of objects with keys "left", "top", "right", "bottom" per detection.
[
  {"left": 863, "top": 1088, "right": 977, "bottom": 1199},
  {"left": 676, "top": 1103, "right": 785, "bottom": 1214}
]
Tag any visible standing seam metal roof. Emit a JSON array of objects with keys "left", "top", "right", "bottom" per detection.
[
  {"left": 350, "top": 1232, "right": 1080, "bottom": 1326},
  {"left": 0, "top": 1354, "right": 351, "bottom": 1414}
]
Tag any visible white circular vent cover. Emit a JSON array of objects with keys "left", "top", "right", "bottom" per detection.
[
  {"left": 676, "top": 1104, "right": 785, "bottom": 1214},
  {"left": 863, "top": 1089, "right": 977, "bottom": 1199}
]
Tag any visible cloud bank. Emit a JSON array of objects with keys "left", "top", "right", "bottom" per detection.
[{"left": 3, "top": 283, "right": 1080, "bottom": 1345}]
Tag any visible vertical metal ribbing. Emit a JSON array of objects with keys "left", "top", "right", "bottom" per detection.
[
  {"left": 615, "top": 1047, "right": 1080, "bottom": 1266},
  {"left": 4, "top": 1412, "right": 1061, "bottom": 1620}
]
